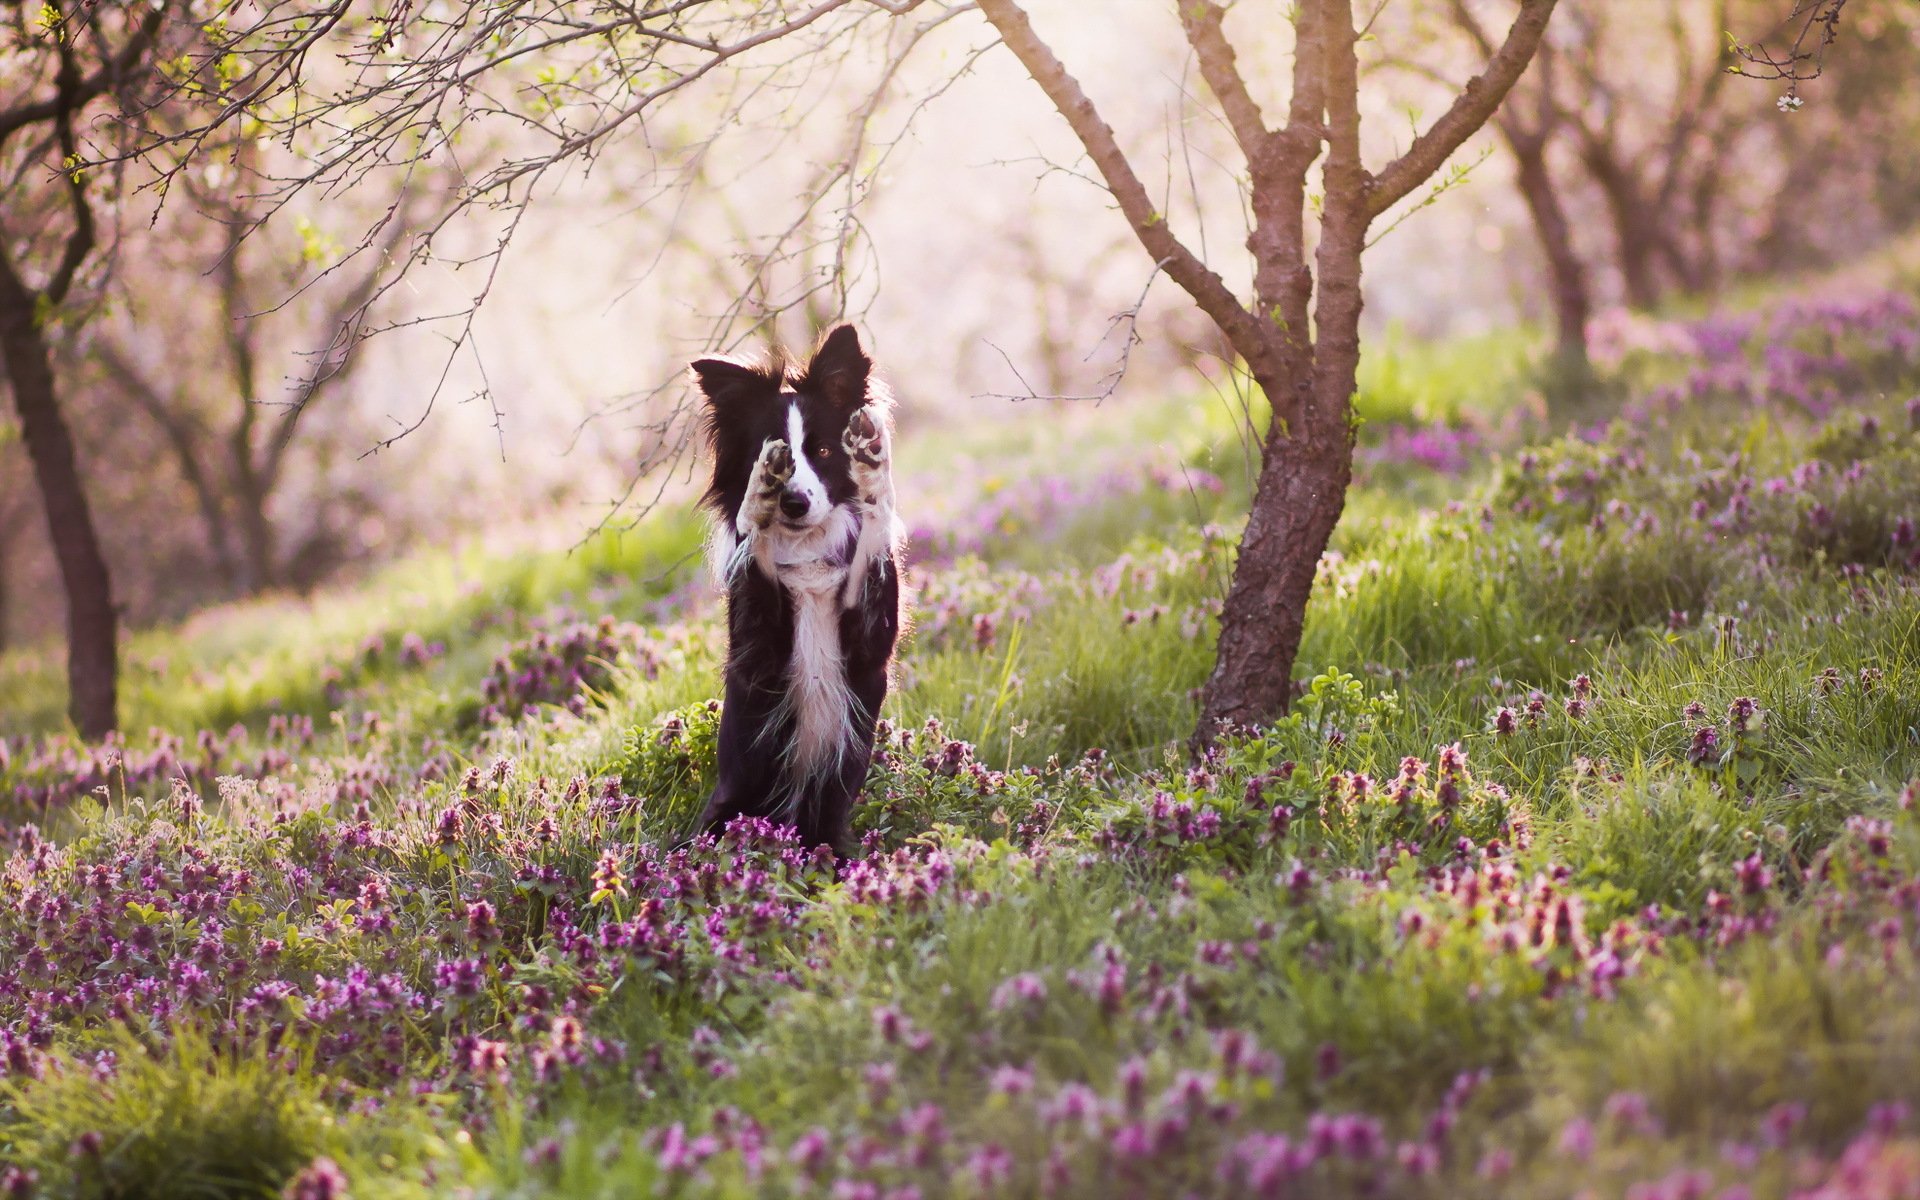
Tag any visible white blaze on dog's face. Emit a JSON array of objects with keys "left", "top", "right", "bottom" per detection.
[{"left": 780, "top": 398, "right": 830, "bottom": 528}]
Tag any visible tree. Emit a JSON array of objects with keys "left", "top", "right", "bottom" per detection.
[
  {"left": 0, "top": 0, "right": 186, "bottom": 736},
  {"left": 1547, "top": 2, "right": 1756, "bottom": 308},
  {"left": 1392, "top": 0, "right": 1914, "bottom": 366},
  {"left": 971, "top": 0, "right": 1558, "bottom": 738}
]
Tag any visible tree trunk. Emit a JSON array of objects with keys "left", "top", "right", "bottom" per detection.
[
  {"left": 233, "top": 471, "right": 277, "bottom": 593},
  {"left": 1508, "top": 134, "right": 1591, "bottom": 370},
  {"left": 0, "top": 249, "right": 118, "bottom": 736},
  {"left": 1197, "top": 0, "right": 1366, "bottom": 740},
  {"left": 1196, "top": 401, "right": 1353, "bottom": 734},
  {"left": 220, "top": 234, "right": 281, "bottom": 595}
]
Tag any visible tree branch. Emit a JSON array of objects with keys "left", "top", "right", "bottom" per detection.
[
  {"left": 1177, "top": 1, "right": 1270, "bottom": 162},
  {"left": 0, "top": 3, "right": 167, "bottom": 150},
  {"left": 1366, "top": 0, "right": 1558, "bottom": 220},
  {"left": 1729, "top": 0, "right": 1849, "bottom": 97},
  {"left": 262, "top": 210, "right": 417, "bottom": 491},
  {"left": 976, "top": 0, "right": 1276, "bottom": 379},
  {"left": 43, "top": 20, "right": 96, "bottom": 308}
]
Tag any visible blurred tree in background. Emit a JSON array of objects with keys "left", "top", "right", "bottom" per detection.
[
  {"left": 81, "top": 147, "right": 427, "bottom": 599},
  {"left": 0, "top": 0, "right": 193, "bottom": 735},
  {"left": 1403, "top": 0, "right": 1920, "bottom": 372}
]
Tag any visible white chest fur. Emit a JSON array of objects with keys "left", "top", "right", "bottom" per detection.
[
  {"left": 762, "top": 506, "right": 861, "bottom": 790},
  {"left": 781, "top": 567, "right": 858, "bottom": 784}
]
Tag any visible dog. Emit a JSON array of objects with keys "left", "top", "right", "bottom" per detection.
[{"left": 690, "top": 324, "right": 903, "bottom": 855}]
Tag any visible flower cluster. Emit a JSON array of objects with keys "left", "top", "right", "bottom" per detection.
[
  {"left": 477, "top": 615, "right": 672, "bottom": 724},
  {"left": 0, "top": 715, "right": 388, "bottom": 819}
]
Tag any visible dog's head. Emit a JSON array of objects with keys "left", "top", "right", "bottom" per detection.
[{"left": 692, "top": 324, "right": 881, "bottom": 530}]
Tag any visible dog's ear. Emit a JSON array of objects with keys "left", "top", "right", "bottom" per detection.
[
  {"left": 803, "top": 324, "right": 871, "bottom": 411},
  {"left": 690, "top": 357, "right": 777, "bottom": 410}
]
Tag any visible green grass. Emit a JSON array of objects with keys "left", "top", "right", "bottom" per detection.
[
  {"left": 0, "top": 1029, "right": 450, "bottom": 1200},
  {"left": 1353, "top": 321, "right": 1542, "bottom": 428}
]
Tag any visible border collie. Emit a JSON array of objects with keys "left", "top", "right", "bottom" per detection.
[{"left": 690, "top": 324, "right": 903, "bottom": 855}]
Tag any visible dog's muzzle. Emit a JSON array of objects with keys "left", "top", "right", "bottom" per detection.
[{"left": 779, "top": 489, "right": 811, "bottom": 521}]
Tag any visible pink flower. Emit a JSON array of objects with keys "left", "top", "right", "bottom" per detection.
[
  {"left": 282, "top": 1157, "right": 349, "bottom": 1200},
  {"left": 989, "top": 1063, "right": 1035, "bottom": 1097},
  {"left": 1558, "top": 1116, "right": 1595, "bottom": 1162},
  {"left": 788, "top": 1128, "right": 832, "bottom": 1176},
  {"left": 966, "top": 1144, "right": 1015, "bottom": 1190}
]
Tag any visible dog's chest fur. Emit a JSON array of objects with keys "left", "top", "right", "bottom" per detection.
[{"left": 764, "top": 509, "right": 861, "bottom": 782}]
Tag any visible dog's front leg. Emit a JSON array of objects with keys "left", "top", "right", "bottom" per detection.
[
  {"left": 738, "top": 437, "right": 794, "bottom": 536},
  {"left": 841, "top": 404, "right": 897, "bottom": 608},
  {"left": 844, "top": 405, "right": 892, "bottom": 511}
]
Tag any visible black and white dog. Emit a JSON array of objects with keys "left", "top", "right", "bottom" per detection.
[{"left": 690, "top": 325, "right": 903, "bottom": 855}]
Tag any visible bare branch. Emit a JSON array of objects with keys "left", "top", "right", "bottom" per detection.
[
  {"left": 1729, "top": 0, "right": 1849, "bottom": 101},
  {"left": 1177, "top": 1, "right": 1270, "bottom": 161},
  {"left": 1365, "top": 0, "right": 1558, "bottom": 220},
  {"left": 974, "top": 255, "right": 1169, "bottom": 403},
  {"left": 976, "top": 0, "right": 1276, "bottom": 379}
]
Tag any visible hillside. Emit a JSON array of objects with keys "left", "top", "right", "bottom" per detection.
[{"left": 3, "top": 285, "right": 1919, "bottom": 1199}]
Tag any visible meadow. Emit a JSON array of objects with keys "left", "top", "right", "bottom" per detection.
[{"left": 3, "top": 277, "right": 1919, "bottom": 1199}]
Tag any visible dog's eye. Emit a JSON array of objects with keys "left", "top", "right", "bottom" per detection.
[{"left": 813, "top": 444, "right": 832, "bottom": 459}]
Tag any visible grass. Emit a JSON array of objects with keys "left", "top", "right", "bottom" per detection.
[{"left": 0, "top": 1029, "right": 446, "bottom": 1200}]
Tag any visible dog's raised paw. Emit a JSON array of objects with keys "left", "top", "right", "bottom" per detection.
[
  {"left": 759, "top": 437, "right": 796, "bottom": 485},
  {"left": 741, "top": 437, "right": 793, "bottom": 531},
  {"left": 843, "top": 406, "right": 888, "bottom": 469}
]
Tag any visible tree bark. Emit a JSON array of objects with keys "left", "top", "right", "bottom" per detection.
[
  {"left": 1199, "top": 408, "right": 1353, "bottom": 732},
  {"left": 0, "top": 247, "right": 118, "bottom": 736}
]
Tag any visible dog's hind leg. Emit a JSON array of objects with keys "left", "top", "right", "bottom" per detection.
[
  {"left": 804, "top": 556, "right": 897, "bottom": 856},
  {"left": 700, "top": 537, "right": 796, "bottom": 842}
]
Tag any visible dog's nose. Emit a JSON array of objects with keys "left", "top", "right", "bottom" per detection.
[{"left": 779, "top": 490, "right": 810, "bottom": 520}]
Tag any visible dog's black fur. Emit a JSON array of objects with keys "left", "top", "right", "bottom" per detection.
[{"left": 691, "top": 325, "right": 902, "bottom": 855}]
